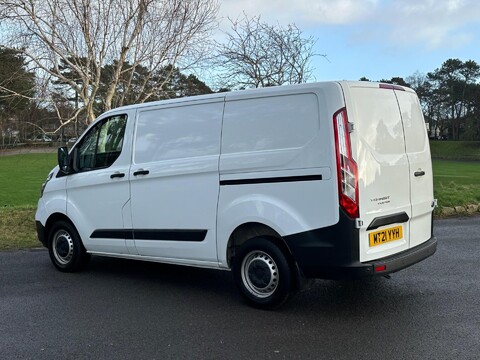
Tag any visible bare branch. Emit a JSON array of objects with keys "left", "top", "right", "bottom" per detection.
[
  {"left": 215, "top": 14, "right": 324, "bottom": 89},
  {"left": 1, "top": 0, "right": 219, "bottom": 125}
]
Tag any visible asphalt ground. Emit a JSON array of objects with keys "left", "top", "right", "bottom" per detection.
[{"left": 1, "top": 216, "right": 479, "bottom": 359}]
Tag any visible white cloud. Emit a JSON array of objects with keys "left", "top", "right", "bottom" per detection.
[
  {"left": 219, "top": 0, "right": 380, "bottom": 26},
  {"left": 387, "top": 0, "right": 480, "bottom": 50},
  {"left": 218, "top": 0, "right": 480, "bottom": 50}
]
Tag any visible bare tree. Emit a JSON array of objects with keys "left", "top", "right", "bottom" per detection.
[
  {"left": 215, "top": 14, "right": 322, "bottom": 89},
  {"left": 0, "top": 0, "right": 219, "bottom": 127}
]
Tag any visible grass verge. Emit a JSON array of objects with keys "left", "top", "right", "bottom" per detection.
[
  {"left": 432, "top": 159, "right": 480, "bottom": 210},
  {"left": 0, "top": 207, "right": 40, "bottom": 250},
  {"left": 0, "top": 153, "right": 57, "bottom": 207},
  {"left": 0, "top": 153, "right": 56, "bottom": 250},
  {"left": 430, "top": 141, "right": 480, "bottom": 161}
]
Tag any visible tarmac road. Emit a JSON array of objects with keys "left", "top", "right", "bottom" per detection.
[{"left": 1, "top": 217, "right": 479, "bottom": 360}]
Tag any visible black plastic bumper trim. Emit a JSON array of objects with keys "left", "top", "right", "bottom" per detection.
[
  {"left": 36, "top": 221, "right": 47, "bottom": 247},
  {"left": 367, "top": 212, "right": 410, "bottom": 231},
  {"left": 370, "top": 236, "right": 437, "bottom": 275},
  {"left": 284, "top": 209, "right": 436, "bottom": 280}
]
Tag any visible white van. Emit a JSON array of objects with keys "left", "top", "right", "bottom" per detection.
[{"left": 36, "top": 81, "right": 437, "bottom": 308}]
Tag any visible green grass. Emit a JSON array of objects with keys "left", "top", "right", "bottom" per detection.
[
  {"left": 432, "top": 159, "right": 480, "bottom": 209},
  {"left": 430, "top": 141, "right": 480, "bottom": 211},
  {"left": 430, "top": 141, "right": 480, "bottom": 161},
  {"left": 0, "top": 153, "right": 56, "bottom": 250},
  {"left": 0, "top": 153, "right": 57, "bottom": 207},
  {"left": 0, "top": 207, "right": 39, "bottom": 250}
]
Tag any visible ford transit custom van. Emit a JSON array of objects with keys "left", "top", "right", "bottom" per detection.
[{"left": 36, "top": 81, "right": 437, "bottom": 308}]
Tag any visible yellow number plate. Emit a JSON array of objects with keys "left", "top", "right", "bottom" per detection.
[{"left": 369, "top": 225, "right": 403, "bottom": 247}]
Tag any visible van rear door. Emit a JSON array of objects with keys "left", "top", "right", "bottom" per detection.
[
  {"left": 395, "top": 89, "right": 434, "bottom": 248},
  {"left": 341, "top": 82, "right": 433, "bottom": 263}
]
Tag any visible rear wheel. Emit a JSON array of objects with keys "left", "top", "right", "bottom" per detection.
[
  {"left": 48, "top": 221, "right": 90, "bottom": 272},
  {"left": 233, "top": 237, "right": 294, "bottom": 309}
]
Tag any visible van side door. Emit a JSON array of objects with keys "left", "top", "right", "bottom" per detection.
[
  {"left": 129, "top": 99, "right": 224, "bottom": 266},
  {"left": 65, "top": 113, "right": 133, "bottom": 254}
]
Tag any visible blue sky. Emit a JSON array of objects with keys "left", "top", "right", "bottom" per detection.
[{"left": 218, "top": 0, "right": 480, "bottom": 82}]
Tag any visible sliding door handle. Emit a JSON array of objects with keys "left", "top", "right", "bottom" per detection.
[
  {"left": 133, "top": 169, "right": 150, "bottom": 176},
  {"left": 414, "top": 170, "right": 425, "bottom": 177}
]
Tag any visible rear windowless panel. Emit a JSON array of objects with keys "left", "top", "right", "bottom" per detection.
[{"left": 222, "top": 93, "right": 319, "bottom": 154}]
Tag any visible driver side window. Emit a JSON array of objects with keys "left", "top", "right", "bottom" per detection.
[{"left": 77, "top": 115, "right": 127, "bottom": 171}]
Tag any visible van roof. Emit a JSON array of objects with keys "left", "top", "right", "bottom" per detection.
[
  {"left": 102, "top": 91, "right": 227, "bottom": 116},
  {"left": 102, "top": 81, "right": 415, "bottom": 115}
]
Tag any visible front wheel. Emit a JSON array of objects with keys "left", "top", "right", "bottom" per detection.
[
  {"left": 48, "top": 220, "right": 90, "bottom": 272},
  {"left": 233, "top": 237, "right": 295, "bottom": 309}
]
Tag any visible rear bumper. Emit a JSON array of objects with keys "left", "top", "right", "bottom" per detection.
[
  {"left": 369, "top": 236, "right": 437, "bottom": 276},
  {"left": 284, "top": 209, "right": 437, "bottom": 280},
  {"left": 289, "top": 235, "right": 437, "bottom": 280}
]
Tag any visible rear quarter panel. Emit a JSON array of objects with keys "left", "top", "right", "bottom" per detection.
[{"left": 217, "top": 83, "right": 344, "bottom": 267}]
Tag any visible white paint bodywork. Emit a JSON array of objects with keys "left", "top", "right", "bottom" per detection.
[
  {"left": 64, "top": 109, "right": 137, "bottom": 254},
  {"left": 342, "top": 82, "right": 434, "bottom": 262},
  {"left": 129, "top": 99, "right": 224, "bottom": 263},
  {"left": 36, "top": 81, "right": 434, "bottom": 271},
  {"left": 216, "top": 84, "right": 342, "bottom": 267}
]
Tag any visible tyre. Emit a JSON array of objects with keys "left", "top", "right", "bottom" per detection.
[
  {"left": 48, "top": 220, "right": 90, "bottom": 272},
  {"left": 233, "top": 237, "right": 295, "bottom": 309}
]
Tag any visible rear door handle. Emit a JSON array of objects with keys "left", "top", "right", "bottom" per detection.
[
  {"left": 133, "top": 169, "right": 150, "bottom": 176},
  {"left": 110, "top": 172, "right": 125, "bottom": 179},
  {"left": 414, "top": 170, "right": 425, "bottom": 177}
]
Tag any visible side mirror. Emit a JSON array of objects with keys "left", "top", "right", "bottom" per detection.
[{"left": 58, "top": 147, "right": 71, "bottom": 173}]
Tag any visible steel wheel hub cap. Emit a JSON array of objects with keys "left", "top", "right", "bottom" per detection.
[
  {"left": 241, "top": 251, "right": 279, "bottom": 298},
  {"left": 53, "top": 230, "right": 74, "bottom": 265}
]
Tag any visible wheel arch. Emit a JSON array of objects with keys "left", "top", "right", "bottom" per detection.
[
  {"left": 46, "top": 213, "right": 90, "bottom": 272},
  {"left": 45, "top": 213, "right": 80, "bottom": 244},
  {"left": 226, "top": 222, "right": 293, "bottom": 268}
]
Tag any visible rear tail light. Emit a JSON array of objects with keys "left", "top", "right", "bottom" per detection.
[{"left": 333, "top": 108, "right": 359, "bottom": 218}]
